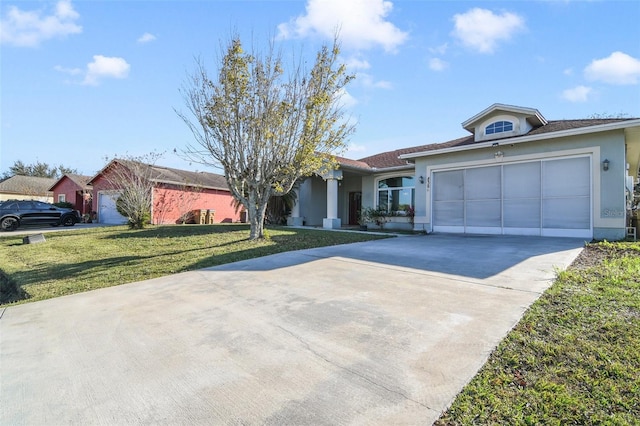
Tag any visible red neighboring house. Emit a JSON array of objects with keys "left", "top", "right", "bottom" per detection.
[
  {"left": 88, "top": 160, "right": 241, "bottom": 225},
  {"left": 48, "top": 174, "right": 93, "bottom": 216}
]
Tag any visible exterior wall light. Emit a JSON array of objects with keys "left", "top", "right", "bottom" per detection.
[
  {"left": 603, "top": 159, "right": 610, "bottom": 171},
  {"left": 419, "top": 176, "right": 425, "bottom": 184}
]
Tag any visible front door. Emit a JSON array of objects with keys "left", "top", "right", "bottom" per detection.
[{"left": 348, "top": 192, "right": 362, "bottom": 225}]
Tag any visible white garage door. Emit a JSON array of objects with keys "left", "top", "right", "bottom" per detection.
[
  {"left": 432, "top": 156, "right": 591, "bottom": 238},
  {"left": 98, "top": 192, "right": 128, "bottom": 225}
]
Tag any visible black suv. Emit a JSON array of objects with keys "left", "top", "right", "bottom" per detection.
[{"left": 0, "top": 200, "right": 81, "bottom": 231}]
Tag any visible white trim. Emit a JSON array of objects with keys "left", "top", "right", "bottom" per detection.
[{"left": 461, "top": 103, "right": 547, "bottom": 130}]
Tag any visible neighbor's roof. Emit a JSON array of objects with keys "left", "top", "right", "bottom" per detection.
[
  {"left": 89, "top": 160, "right": 230, "bottom": 191},
  {"left": 148, "top": 164, "right": 229, "bottom": 190},
  {"left": 0, "top": 175, "right": 56, "bottom": 196},
  {"left": 48, "top": 173, "right": 92, "bottom": 191}
]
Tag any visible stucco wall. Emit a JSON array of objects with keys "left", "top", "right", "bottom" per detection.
[
  {"left": 152, "top": 186, "right": 239, "bottom": 224},
  {"left": 412, "top": 129, "right": 628, "bottom": 239},
  {"left": 299, "top": 176, "right": 327, "bottom": 226},
  {"left": 52, "top": 177, "right": 92, "bottom": 214}
]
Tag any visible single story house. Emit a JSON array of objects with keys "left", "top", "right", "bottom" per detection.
[
  {"left": 291, "top": 104, "right": 640, "bottom": 240},
  {"left": 49, "top": 174, "right": 93, "bottom": 216},
  {"left": 88, "top": 160, "right": 241, "bottom": 225},
  {"left": 0, "top": 175, "right": 56, "bottom": 202}
]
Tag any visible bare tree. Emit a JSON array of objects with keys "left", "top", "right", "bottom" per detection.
[
  {"left": 177, "top": 35, "right": 355, "bottom": 239},
  {"left": 153, "top": 181, "right": 203, "bottom": 225},
  {"left": 102, "top": 153, "right": 162, "bottom": 229}
]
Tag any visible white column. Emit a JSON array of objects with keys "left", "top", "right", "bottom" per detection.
[
  {"left": 287, "top": 187, "right": 303, "bottom": 226},
  {"left": 323, "top": 176, "right": 341, "bottom": 229}
]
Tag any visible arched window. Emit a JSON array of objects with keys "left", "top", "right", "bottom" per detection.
[
  {"left": 485, "top": 121, "right": 513, "bottom": 135},
  {"left": 377, "top": 176, "right": 415, "bottom": 214}
]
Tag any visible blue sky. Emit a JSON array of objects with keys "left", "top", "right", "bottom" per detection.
[{"left": 2, "top": 0, "right": 639, "bottom": 176}]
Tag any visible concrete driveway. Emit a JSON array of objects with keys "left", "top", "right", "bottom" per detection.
[{"left": 0, "top": 234, "right": 584, "bottom": 425}]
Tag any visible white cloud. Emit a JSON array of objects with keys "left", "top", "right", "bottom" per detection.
[
  {"left": 451, "top": 8, "right": 525, "bottom": 54},
  {"left": 562, "top": 85, "right": 593, "bottom": 103},
  {"left": 584, "top": 51, "right": 640, "bottom": 85},
  {"left": 82, "top": 55, "right": 130, "bottom": 86},
  {"left": 0, "top": 0, "right": 81, "bottom": 47},
  {"left": 54, "top": 65, "right": 82, "bottom": 76},
  {"left": 277, "top": 0, "right": 408, "bottom": 52},
  {"left": 428, "top": 43, "right": 448, "bottom": 55},
  {"left": 344, "top": 56, "right": 371, "bottom": 71},
  {"left": 358, "top": 73, "right": 392, "bottom": 89},
  {"left": 429, "top": 57, "right": 448, "bottom": 71},
  {"left": 563, "top": 68, "right": 573, "bottom": 76},
  {"left": 335, "top": 87, "right": 358, "bottom": 109},
  {"left": 137, "top": 32, "right": 156, "bottom": 44}
]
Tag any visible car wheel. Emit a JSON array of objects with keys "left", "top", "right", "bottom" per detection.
[
  {"left": 1, "top": 217, "right": 19, "bottom": 231},
  {"left": 61, "top": 215, "right": 76, "bottom": 226}
]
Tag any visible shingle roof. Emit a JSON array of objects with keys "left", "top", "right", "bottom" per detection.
[
  {"left": 353, "top": 118, "right": 638, "bottom": 169},
  {"left": 0, "top": 175, "right": 56, "bottom": 196},
  {"left": 66, "top": 173, "right": 92, "bottom": 189},
  {"left": 335, "top": 155, "right": 372, "bottom": 170},
  {"left": 148, "top": 164, "right": 229, "bottom": 190},
  {"left": 90, "top": 160, "right": 230, "bottom": 191},
  {"left": 49, "top": 174, "right": 92, "bottom": 191},
  {"left": 527, "top": 118, "right": 632, "bottom": 135}
]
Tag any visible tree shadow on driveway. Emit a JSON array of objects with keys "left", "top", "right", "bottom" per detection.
[{"left": 207, "top": 233, "right": 587, "bottom": 280}]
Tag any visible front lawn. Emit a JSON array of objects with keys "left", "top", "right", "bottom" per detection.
[
  {"left": 435, "top": 241, "right": 640, "bottom": 425},
  {"left": 0, "top": 224, "right": 389, "bottom": 305}
]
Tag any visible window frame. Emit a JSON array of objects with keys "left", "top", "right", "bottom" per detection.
[
  {"left": 376, "top": 175, "right": 415, "bottom": 215},
  {"left": 485, "top": 120, "right": 514, "bottom": 135}
]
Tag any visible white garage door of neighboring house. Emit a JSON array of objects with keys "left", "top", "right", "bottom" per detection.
[
  {"left": 98, "top": 192, "right": 128, "bottom": 225},
  {"left": 432, "top": 156, "right": 592, "bottom": 238}
]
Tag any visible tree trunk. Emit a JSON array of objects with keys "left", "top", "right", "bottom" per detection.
[{"left": 247, "top": 197, "right": 269, "bottom": 240}]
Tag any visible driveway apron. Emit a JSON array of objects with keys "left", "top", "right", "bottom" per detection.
[{"left": 0, "top": 234, "right": 584, "bottom": 425}]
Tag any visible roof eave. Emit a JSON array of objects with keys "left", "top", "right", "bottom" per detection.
[
  {"left": 150, "top": 178, "right": 228, "bottom": 192},
  {"left": 461, "top": 103, "right": 547, "bottom": 133},
  {"left": 370, "top": 164, "right": 415, "bottom": 173},
  {"left": 400, "top": 119, "right": 640, "bottom": 160}
]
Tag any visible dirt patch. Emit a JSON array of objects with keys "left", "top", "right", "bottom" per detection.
[{"left": 569, "top": 243, "right": 639, "bottom": 270}]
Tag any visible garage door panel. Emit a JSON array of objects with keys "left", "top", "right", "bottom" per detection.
[
  {"left": 434, "top": 170, "right": 463, "bottom": 201},
  {"left": 504, "top": 199, "right": 541, "bottom": 228},
  {"left": 543, "top": 157, "right": 590, "bottom": 197},
  {"left": 433, "top": 201, "right": 464, "bottom": 226},
  {"left": 543, "top": 197, "right": 590, "bottom": 229},
  {"left": 465, "top": 166, "right": 501, "bottom": 200},
  {"left": 504, "top": 162, "right": 540, "bottom": 199},
  {"left": 98, "top": 192, "right": 128, "bottom": 225},
  {"left": 466, "top": 200, "right": 501, "bottom": 227}
]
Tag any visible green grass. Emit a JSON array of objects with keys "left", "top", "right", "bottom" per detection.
[
  {"left": 0, "top": 224, "right": 390, "bottom": 305},
  {"left": 435, "top": 241, "right": 640, "bottom": 425}
]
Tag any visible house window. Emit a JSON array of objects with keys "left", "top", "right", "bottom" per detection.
[
  {"left": 485, "top": 121, "right": 513, "bottom": 135},
  {"left": 58, "top": 194, "right": 66, "bottom": 203},
  {"left": 377, "top": 176, "right": 415, "bottom": 214}
]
